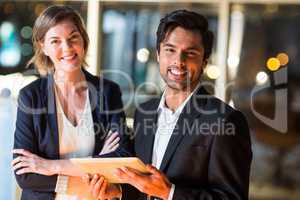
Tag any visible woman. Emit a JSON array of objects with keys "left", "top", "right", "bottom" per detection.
[{"left": 12, "top": 5, "right": 130, "bottom": 200}]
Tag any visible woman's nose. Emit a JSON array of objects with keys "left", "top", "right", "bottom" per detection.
[{"left": 61, "top": 40, "right": 72, "bottom": 50}]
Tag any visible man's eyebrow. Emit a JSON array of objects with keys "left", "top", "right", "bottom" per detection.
[
  {"left": 163, "top": 43, "right": 202, "bottom": 51},
  {"left": 162, "top": 43, "right": 176, "bottom": 48}
]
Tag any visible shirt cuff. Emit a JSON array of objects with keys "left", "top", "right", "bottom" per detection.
[
  {"left": 55, "top": 175, "right": 69, "bottom": 194},
  {"left": 168, "top": 184, "right": 175, "bottom": 200}
]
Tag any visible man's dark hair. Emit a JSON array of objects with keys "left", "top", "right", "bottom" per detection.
[{"left": 156, "top": 9, "right": 214, "bottom": 60}]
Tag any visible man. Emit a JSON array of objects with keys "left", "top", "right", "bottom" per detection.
[{"left": 89, "top": 9, "right": 252, "bottom": 200}]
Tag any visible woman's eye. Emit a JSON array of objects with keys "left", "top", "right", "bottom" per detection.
[
  {"left": 70, "top": 34, "right": 80, "bottom": 41},
  {"left": 51, "top": 40, "right": 59, "bottom": 44}
]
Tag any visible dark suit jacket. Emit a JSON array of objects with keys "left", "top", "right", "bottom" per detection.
[
  {"left": 13, "top": 69, "right": 132, "bottom": 200},
  {"left": 124, "top": 86, "right": 252, "bottom": 200}
]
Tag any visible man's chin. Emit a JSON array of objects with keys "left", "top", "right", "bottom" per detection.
[{"left": 166, "top": 81, "right": 188, "bottom": 91}]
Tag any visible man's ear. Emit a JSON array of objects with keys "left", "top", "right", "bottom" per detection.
[
  {"left": 201, "top": 59, "right": 208, "bottom": 74},
  {"left": 203, "top": 59, "right": 208, "bottom": 68},
  {"left": 156, "top": 51, "right": 159, "bottom": 62}
]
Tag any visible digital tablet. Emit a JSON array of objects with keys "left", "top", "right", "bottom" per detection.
[{"left": 70, "top": 157, "right": 149, "bottom": 183}]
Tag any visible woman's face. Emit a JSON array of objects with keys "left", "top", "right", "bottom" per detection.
[{"left": 41, "top": 20, "right": 85, "bottom": 73}]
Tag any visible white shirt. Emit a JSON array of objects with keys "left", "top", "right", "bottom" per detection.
[
  {"left": 54, "top": 88, "right": 95, "bottom": 198},
  {"left": 152, "top": 85, "right": 200, "bottom": 200}
]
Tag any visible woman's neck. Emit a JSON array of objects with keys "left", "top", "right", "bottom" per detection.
[{"left": 54, "top": 68, "right": 86, "bottom": 94}]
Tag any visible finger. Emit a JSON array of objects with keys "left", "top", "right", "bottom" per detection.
[
  {"left": 146, "top": 164, "right": 160, "bottom": 175},
  {"left": 108, "top": 137, "right": 120, "bottom": 148},
  {"left": 82, "top": 174, "right": 91, "bottom": 184},
  {"left": 12, "top": 149, "right": 34, "bottom": 158},
  {"left": 11, "top": 156, "right": 31, "bottom": 167},
  {"left": 104, "top": 130, "right": 113, "bottom": 142},
  {"left": 12, "top": 161, "right": 30, "bottom": 171},
  {"left": 11, "top": 156, "right": 23, "bottom": 166},
  {"left": 93, "top": 176, "right": 104, "bottom": 198},
  {"left": 121, "top": 167, "right": 144, "bottom": 182},
  {"left": 16, "top": 167, "right": 33, "bottom": 175},
  {"left": 109, "top": 143, "right": 119, "bottom": 152},
  {"left": 105, "top": 132, "right": 119, "bottom": 145},
  {"left": 146, "top": 165, "right": 169, "bottom": 183},
  {"left": 114, "top": 168, "right": 146, "bottom": 192},
  {"left": 89, "top": 174, "right": 99, "bottom": 193},
  {"left": 114, "top": 168, "right": 131, "bottom": 183},
  {"left": 98, "top": 179, "right": 108, "bottom": 199}
]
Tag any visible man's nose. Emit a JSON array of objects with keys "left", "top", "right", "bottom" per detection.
[{"left": 173, "top": 52, "right": 186, "bottom": 67}]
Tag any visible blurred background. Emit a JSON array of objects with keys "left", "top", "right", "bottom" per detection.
[{"left": 0, "top": 0, "right": 299, "bottom": 199}]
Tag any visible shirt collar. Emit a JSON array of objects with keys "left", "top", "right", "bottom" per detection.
[{"left": 157, "top": 82, "right": 201, "bottom": 114}]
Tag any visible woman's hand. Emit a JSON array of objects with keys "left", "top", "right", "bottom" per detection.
[
  {"left": 99, "top": 131, "right": 120, "bottom": 155},
  {"left": 82, "top": 174, "right": 122, "bottom": 199},
  {"left": 12, "top": 149, "right": 85, "bottom": 177},
  {"left": 12, "top": 149, "right": 58, "bottom": 176}
]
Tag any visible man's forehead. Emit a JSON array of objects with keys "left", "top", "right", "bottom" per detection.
[{"left": 161, "top": 27, "right": 203, "bottom": 48}]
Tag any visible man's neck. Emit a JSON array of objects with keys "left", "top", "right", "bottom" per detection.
[{"left": 164, "top": 84, "right": 199, "bottom": 112}]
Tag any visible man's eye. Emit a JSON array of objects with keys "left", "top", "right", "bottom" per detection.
[
  {"left": 188, "top": 52, "right": 196, "bottom": 56},
  {"left": 187, "top": 51, "right": 199, "bottom": 57},
  {"left": 165, "top": 48, "right": 174, "bottom": 52}
]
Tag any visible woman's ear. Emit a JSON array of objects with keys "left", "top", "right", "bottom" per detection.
[{"left": 39, "top": 42, "right": 48, "bottom": 56}]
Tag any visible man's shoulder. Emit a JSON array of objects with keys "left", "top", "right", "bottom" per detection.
[{"left": 139, "top": 97, "right": 161, "bottom": 110}]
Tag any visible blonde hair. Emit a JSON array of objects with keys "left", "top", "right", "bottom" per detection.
[{"left": 27, "top": 5, "right": 89, "bottom": 75}]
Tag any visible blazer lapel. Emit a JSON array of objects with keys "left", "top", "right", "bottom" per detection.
[
  {"left": 84, "top": 70, "right": 103, "bottom": 155},
  {"left": 159, "top": 86, "right": 209, "bottom": 172},
  {"left": 139, "top": 99, "right": 160, "bottom": 165},
  {"left": 43, "top": 74, "right": 60, "bottom": 159}
]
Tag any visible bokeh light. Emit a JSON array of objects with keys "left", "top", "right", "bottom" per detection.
[
  {"left": 267, "top": 57, "right": 280, "bottom": 71},
  {"left": 21, "top": 26, "right": 32, "bottom": 39},
  {"left": 206, "top": 65, "right": 221, "bottom": 80},
  {"left": 276, "top": 53, "right": 289, "bottom": 66},
  {"left": 256, "top": 71, "right": 269, "bottom": 85},
  {"left": 21, "top": 43, "right": 33, "bottom": 56},
  {"left": 0, "top": 22, "right": 14, "bottom": 40},
  {"left": 34, "top": 4, "right": 47, "bottom": 16},
  {"left": 137, "top": 48, "right": 150, "bottom": 63}
]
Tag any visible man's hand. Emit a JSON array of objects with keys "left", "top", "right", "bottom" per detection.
[
  {"left": 115, "top": 164, "right": 171, "bottom": 200},
  {"left": 82, "top": 174, "right": 122, "bottom": 200}
]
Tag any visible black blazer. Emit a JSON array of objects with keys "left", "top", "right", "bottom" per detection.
[
  {"left": 13, "top": 69, "right": 132, "bottom": 200},
  {"left": 124, "top": 86, "right": 252, "bottom": 200}
]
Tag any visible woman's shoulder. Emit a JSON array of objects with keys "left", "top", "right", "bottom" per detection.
[
  {"left": 84, "top": 69, "right": 121, "bottom": 92},
  {"left": 19, "top": 76, "right": 47, "bottom": 97}
]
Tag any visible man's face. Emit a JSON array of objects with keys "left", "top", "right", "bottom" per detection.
[{"left": 157, "top": 26, "right": 207, "bottom": 91}]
